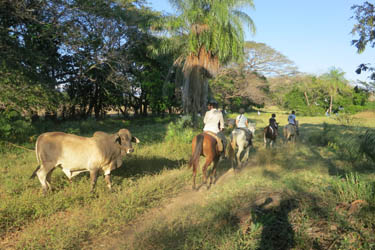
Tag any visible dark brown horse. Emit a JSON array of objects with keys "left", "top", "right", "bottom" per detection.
[
  {"left": 263, "top": 125, "right": 278, "bottom": 148},
  {"left": 189, "top": 133, "right": 221, "bottom": 190}
]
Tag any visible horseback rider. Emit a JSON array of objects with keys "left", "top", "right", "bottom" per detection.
[
  {"left": 287, "top": 110, "right": 299, "bottom": 135},
  {"left": 236, "top": 108, "right": 252, "bottom": 142},
  {"left": 203, "top": 100, "right": 227, "bottom": 157},
  {"left": 269, "top": 113, "right": 279, "bottom": 136}
]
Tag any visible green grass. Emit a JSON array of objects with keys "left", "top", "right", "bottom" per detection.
[{"left": 1, "top": 111, "right": 375, "bottom": 249}]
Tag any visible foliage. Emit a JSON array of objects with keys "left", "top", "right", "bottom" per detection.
[
  {"left": 360, "top": 129, "right": 375, "bottom": 162},
  {"left": 282, "top": 70, "right": 372, "bottom": 116},
  {"left": 165, "top": 115, "right": 198, "bottom": 143},
  {"left": 330, "top": 172, "right": 374, "bottom": 204},
  {"left": 210, "top": 66, "right": 269, "bottom": 110},
  {"left": 0, "top": 110, "right": 34, "bottom": 142},
  {"left": 244, "top": 41, "right": 298, "bottom": 77},
  {"left": 0, "top": 0, "right": 172, "bottom": 121},
  {"left": 153, "top": 0, "right": 256, "bottom": 115},
  {"left": 351, "top": 1, "right": 375, "bottom": 80}
]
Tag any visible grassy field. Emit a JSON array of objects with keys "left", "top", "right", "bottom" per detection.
[{"left": 0, "top": 110, "right": 374, "bottom": 249}]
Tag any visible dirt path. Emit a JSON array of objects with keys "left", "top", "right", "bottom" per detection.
[{"left": 83, "top": 168, "right": 237, "bottom": 250}]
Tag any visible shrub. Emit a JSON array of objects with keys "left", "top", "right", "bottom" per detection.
[
  {"left": 0, "top": 110, "right": 34, "bottom": 142},
  {"left": 165, "top": 115, "right": 196, "bottom": 144},
  {"left": 330, "top": 172, "right": 374, "bottom": 204},
  {"left": 359, "top": 129, "right": 375, "bottom": 162}
]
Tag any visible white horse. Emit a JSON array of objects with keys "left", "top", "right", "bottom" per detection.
[
  {"left": 229, "top": 123, "right": 256, "bottom": 169},
  {"left": 283, "top": 123, "right": 298, "bottom": 143}
]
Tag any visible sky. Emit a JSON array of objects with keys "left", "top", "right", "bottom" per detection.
[{"left": 146, "top": 0, "right": 374, "bottom": 83}]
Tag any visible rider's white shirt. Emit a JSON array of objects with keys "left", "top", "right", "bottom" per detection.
[
  {"left": 288, "top": 114, "right": 296, "bottom": 124},
  {"left": 236, "top": 114, "right": 248, "bottom": 128},
  {"left": 203, "top": 109, "right": 224, "bottom": 133}
]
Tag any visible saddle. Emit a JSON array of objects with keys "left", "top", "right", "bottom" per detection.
[
  {"left": 238, "top": 127, "right": 252, "bottom": 141},
  {"left": 204, "top": 131, "right": 224, "bottom": 152},
  {"left": 270, "top": 126, "right": 278, "bottom": 135}
]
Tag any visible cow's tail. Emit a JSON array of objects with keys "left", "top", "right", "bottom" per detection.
[
  {"left": 189, "top": 134, "right": 204, "bottom": 169},
  {"left": 31, "top": 135, "right": 41, "bottom": 179},
  {"left": 30, "top": 165, "right": 40, "bottom": 179}
]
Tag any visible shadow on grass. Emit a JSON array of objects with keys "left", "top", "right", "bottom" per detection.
[
  {"left": 113, "top": 155, "right": 188, "bottom": 178},
  {"left": 252, "top": 198, "right": 297, "bottom": 250}
]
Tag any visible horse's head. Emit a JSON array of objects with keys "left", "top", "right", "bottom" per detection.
[{"left": 247, "top": 123, "right": 256, "bottom": 135}]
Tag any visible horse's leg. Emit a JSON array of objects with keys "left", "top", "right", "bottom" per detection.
[
  {"left": 202, "top": 157, "right": 213, "bottom": 187},
  {"left": 237, "top": 143, "right": 244, "bottom": 166},
  {"left": 192, "top": 163, "right": 197, "bottom": 190},
  {"left": 209, "top": 157, "right": 219, "bottom": 186},
  {"left": 243, "top": 145, "right": 250, "bottom": 162},
  {"left": 264, "top": 133, "right": 267, "bottom": 148}
]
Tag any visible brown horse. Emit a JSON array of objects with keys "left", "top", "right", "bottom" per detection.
[
  {"left": 263, "top": 125, "right": 278, "bottom": 148},
  {"left": 189, "top": 133, "right": 221, "bottom": 190}
]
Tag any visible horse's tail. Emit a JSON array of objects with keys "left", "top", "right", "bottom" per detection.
[
  {"left": 189, "top": 134, "right": 204, "bottom": 168},
  {"left": 284, "top": 125, "right": 290, "bottom": 141},
  {"left": 263, "top": 127, "right": 267, "bottom": 144}
]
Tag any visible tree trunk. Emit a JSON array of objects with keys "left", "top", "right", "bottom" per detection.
[
  {"left": 304, "top": 92, "right": 310, "bottom": 106},
  {"left": 181, "top": 47, "right": 219, "bottom": 120},
  {"left": 329, "top": 95, "right": 333, "bottom": 114}
]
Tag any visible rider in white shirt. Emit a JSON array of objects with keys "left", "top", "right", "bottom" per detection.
[
  {"left": 236, "top": 108, "right": 252, "bottom": 142},
  {"left": 287, "top": 110, "right": 299, "bottom": 135},
  {"left": 203, "top": 100, "right": 226, "bottom": 156}
]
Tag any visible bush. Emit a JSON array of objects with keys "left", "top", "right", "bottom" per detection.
[
  {"left": 330, "top": 172, "right": 374, "bottom": 204},
  {"left": 165, "top": 115, "right": 196, "bottom": 143},
  {"left": 360, "top": 129, "right": 375, "bottom": 162},
  {"left": 0, "top": 110, "right": 34, "bottom": 142}
]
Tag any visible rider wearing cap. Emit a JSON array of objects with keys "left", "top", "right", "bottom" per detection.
[{"left": 203, "top": 100, "right": 227, "bottom": 157}]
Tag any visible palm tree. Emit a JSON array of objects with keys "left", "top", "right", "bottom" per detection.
[
  {"left": 321, "top": 68, "right": 349, "bottom": 114},
  {"left": 156, "top": 0, "right": 256, "bottom": 119}
]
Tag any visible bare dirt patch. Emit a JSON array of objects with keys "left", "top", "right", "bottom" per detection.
[{"left": 83, "top": 185, "right": 208, "bottom": 250}]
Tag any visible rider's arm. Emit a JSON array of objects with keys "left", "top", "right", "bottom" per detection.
[
  {"left": 203, "top": 111, "right": 209, "bottom": 124},
  {"left": 219, "top": 113, "right": 225, "bottom": 131}
]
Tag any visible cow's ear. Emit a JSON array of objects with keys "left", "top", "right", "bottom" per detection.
[
  {"left": 115, "top": 134, "right": 121, "bottom": 144},
  {"left": 132, "top": 136, "right": 140, "bottom": 143}
]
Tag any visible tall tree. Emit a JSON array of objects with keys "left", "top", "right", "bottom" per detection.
[
  {"left": 320, "top": 68, "right": 349, "bottom": 114},
  {"left": 158, "top": 0, "right": 256, "bottom": 119},
  {"left": 351, "top": 1, "right": 375, "bottom": 80},
  {"left": 244, "top": 41, "right": 298, "bottom": 77}
]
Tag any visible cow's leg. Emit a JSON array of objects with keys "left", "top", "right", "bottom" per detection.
[
  {"left": 36, "top": 165, "right": 53, "bottom": 193},
  {"left": 104, "top": 174, "right": 112, "bottom": 191},
  {"left": 45, "top": 168, "right": 55, "bottom": 191},
  {"left": 90, "top": 169, "right": 99, "bottom": 192}
]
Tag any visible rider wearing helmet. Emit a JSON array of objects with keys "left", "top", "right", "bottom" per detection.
[{"left": 269, "top": 113, "right": 279, "bottom": 136}]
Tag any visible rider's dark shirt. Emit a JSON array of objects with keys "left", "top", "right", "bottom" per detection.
[{"left": 269, "top": 118, "right": 277, "bottom": 128}]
